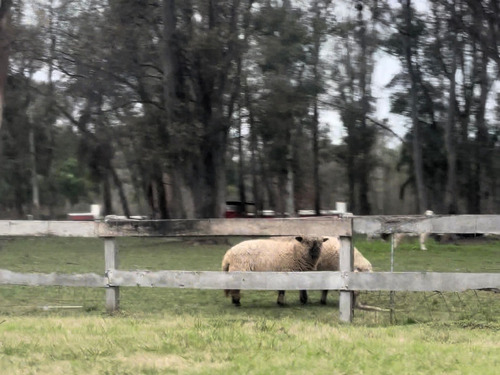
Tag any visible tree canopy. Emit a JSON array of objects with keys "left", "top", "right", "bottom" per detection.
[{"left": 0, "top": 0, "right": 499, "bottom": 219}]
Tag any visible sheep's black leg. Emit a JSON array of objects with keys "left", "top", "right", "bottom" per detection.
[
  {"left": 299, "top": 290, "right": 308, "bottom": 304},
  {"left": 277, "top": 290, "right": 286, "bottom": 306},
  {"left": 320, "top": 290, "right": 328, "bottom": 305},
  {"left": 231, "top": 290, "right": 241, "bottom": 306}
]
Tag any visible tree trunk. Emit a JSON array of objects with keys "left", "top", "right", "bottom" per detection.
[
  {"left": 311, "top": 0, "right": 324, "bottom": 216},
  {"left": 284, "top": 129, "right": 295, "bottom": 217},
  {"left": 444, "top": 0, "right": 458, "bottom": 214},
  {"left": 169, "top": 167, "right": 196, "bottom": 219},
  {"left": 47, "top": 0, "right": 56, "bottom": 218},
  {"left": 110, "top": 166, "right": 131, "bottom": 218},
  {"left": 347, "top": 144, "right": 356, "bottom": 213},
  {"left": 404, "top": 0, "right": 427, "bottom": 213},
  {"left": 357, "top": 6, "right": 372, "bottom": 215},
  {"left": 206, "top": 129, "right": 228, "bottom": 218},
  {"left": 259, "top": 144, "right": 275, "bottom": 212},
  {"left": 26, "top": 70, "right": 40, "bottom": 219},
  {"left": 102, "top": 175, "right": 113, "bottom": 216},
  {"left": 29, "top": 125, "right": 40, "bottom": 218},
  {"left": 246, "top": 83, "right": 262, "bottom": 215},
  {"left": 473, "top": 49, "right": 490, "bottom": 214},
  {"left": 237, "top": 106, "right": 246, "bottom": 215},
  {"left": 161, "top": 0, "right": 177, "bottom": 126},
  {"left": 161, "top": 0, "right": 184, "bottom": 218},
  {"left": 0, "top": 0, "right": 11, "bottom": 131},
  {"left": 312, "top": 97, "right": 321, "bottom": 215},
  {"left": 461, "top": 40, "right": 476, "bottom": 214}
]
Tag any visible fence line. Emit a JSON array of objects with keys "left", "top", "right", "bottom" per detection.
[
  {"left": 2, "top": 270, "right": 498, "bottom": 293},
  {"left": 0, "top": 215, "right": 499, "bottom": 322}
]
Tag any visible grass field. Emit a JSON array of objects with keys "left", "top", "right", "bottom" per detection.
[{"left": 0, "top": 235, "right": 499, "bottom": 374}]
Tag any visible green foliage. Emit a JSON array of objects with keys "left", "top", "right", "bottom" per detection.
[
  {"left": 2, "top": 0, "right": 500, "bottom": 218},
  {"left": 55, "top": 158, "right": 89, "bottom": 205}
]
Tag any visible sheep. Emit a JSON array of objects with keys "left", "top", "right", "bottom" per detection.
[
  {"left": 382, "top": 210, "right": 435, "bottom": 251},
  {"left": 305, "top": 238, "right": 390, "bottom": 311},
  {"left": 269, "top": 236, "right": 372, "bottom": 305},
  {"left": 274, "top": 236, "right": 388, "bottom": 311},
  {"left": 392, "top": 232, "right": 430, "bottom": 250},
  {"left": 298, "top": 236, "right": 373, "bottom": 305},
  {"left": 221, "top": 236, "right": 328, "bottom": 306}
]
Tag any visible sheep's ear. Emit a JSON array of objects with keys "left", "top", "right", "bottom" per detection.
[
  {"left": 295, "top": 236, "right": 303, "bottom": 243},
  {"left": 323, "top": 237, "right": 329, "bottom": 242}
]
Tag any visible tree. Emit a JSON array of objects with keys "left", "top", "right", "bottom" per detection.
[
  {"left": 403, "top": 0, "right": 428, "bottom": 213},
  {"left": 161, "top": 0, "right": 249, "bottom": 218},
  {"left": 309, "top": 0, "right": 332, "bottom": 215},
  {"left": 0, "top": 0, "right": 11, "bottom": 131},
  {"left": 330, "top": 1, "right": 381, "bottom": 214},
  {"left": 2, "top": 0, "right": 498, "bottom": 219},
  {"left": 250, "top": 2, "right": 313, "bottom": 215}
]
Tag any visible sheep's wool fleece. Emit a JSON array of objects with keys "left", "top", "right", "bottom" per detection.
[
  {"left": 222, "top": 237, "right": 325, "bottom": 272},
  {"left": 316, "top": 236, "right": 372, "bottom": 272}
]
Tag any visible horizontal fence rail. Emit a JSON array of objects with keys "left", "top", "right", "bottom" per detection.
[
  {"left": 353, "top": 215, "right": 500, "bottom": 235},
  {"left": 0, "top": 217, "right": 352, "bottom": 237},
  {"left": 1, "top": 215, "right": 499, "bottom": 237},
  {"left": 0, "top": 269, "right": 105, "bottom": 288},
  {"left": 2, "top": 270, "right": 498, "bottom": 293},
  {"left": 0, "top": 215, "right": 499, "bottom": 322}
]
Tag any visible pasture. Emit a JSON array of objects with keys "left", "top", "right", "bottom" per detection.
[{"left": 0, "top": 235, "right": 499, "bottom": 374}]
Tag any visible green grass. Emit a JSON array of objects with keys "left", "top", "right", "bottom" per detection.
[{"left": 0, "top": 235, "right": 499, "bottom": 374}]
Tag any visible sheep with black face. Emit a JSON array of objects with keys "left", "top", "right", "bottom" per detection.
[
  {"left": 298, "top": 236, "right": 372, "bottom": 305},
  {"left": 221, "top": 236, "right": 328, "bottom": 306}
]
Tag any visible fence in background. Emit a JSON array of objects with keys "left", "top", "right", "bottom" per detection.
[{"left": 0, "top": 215, "right": 499, "bottom": 322}]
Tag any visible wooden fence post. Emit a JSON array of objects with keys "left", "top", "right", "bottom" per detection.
[
  {"left": 339, "top": 236, "right": 354, "bottom": 323},
  {"left": 104, "top": 238, "right": 119, "bottom": 313}
]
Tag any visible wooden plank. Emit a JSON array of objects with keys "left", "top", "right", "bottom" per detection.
[
  {"left": 353, "top": 215, "right": 500, "bottom": 234},
  {"left": 339, "top": 236, "right": 354, "bottom": 323},
  {"left": 97, "top": 217, "right": 352, "bottom": 237},
  {"left": 347, "top": 272, "right": 500, "bottom": 292},
  {"left": 2, "top": 215, "right": 498, "bottom": 237},
  {"left": 0, "top": 220, "right": 97, "bottom": 237},
  {"left": 104, "top": 238, "right": 119, "bottom": 313},
  {"left": 107, "top": 270, "right": 500, "bottom": 292},
  {"left": 0, "top": 269, "right": 105, "bottom": 287},
  {"left": 109, "top": 270, "right": 499, "bottom": 292},
  {"left": 1, "top": 269, "right": 498, "bottom": 293},
  {"left": 108, "top": 270, "right": 345, "bottom": 290}
]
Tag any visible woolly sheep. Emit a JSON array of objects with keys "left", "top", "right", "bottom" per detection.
[
  {"left": 298, "top": 236, "right": 372, "bottom": 305},
  {"left": 221, "top": 236, "right": 328, "bottom": 306},
  {"left": 276, "top": 237, "right": 388, "bottom": 311},
  {"left": 268, "top": 236, "right": 371, "bottom": 305}
]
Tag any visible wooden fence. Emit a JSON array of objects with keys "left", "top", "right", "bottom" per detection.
[{"left": 0, "top": 215, "right": 499, "bottom": 322}]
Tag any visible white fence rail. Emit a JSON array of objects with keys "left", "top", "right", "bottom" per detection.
[{"left": 0, "top": 215, "right": 499, "bottom": 322}]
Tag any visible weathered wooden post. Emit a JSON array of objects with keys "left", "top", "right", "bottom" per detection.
[
  {"left": 104, "top": 238, "right": 119, "bottom": 313},
  {"left": 339, "top": 236, "right": 354, "bottom": 323}
]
